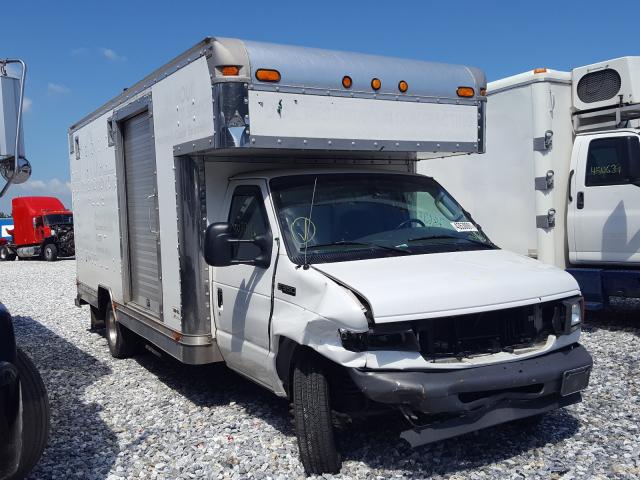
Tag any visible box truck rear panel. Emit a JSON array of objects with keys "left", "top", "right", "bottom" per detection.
[{"left": 420, "top": 71, "right": 574, "bottom": 267}]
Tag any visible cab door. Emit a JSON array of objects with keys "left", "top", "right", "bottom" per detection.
[
  {"left": 569, "top": 134, "right": 640, "bottom": 264},
  {"left": 211, "top": 180, "right": 278, "bottom": 386}
]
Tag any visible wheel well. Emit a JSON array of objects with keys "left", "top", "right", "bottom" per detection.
[
  {"left": 275, "top": 337, "right": 366, "bottom": 413},
  {"left": 96, "top": 287, "right": 112, "bottom": 320}
]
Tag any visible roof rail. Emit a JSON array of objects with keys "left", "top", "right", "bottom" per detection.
[{"left": 573, "top": 102, "right": 640, "bottom": 133}]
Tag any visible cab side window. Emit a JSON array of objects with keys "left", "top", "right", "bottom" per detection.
[
  {"left": 585, "top": 137, "right": 636, "bottom": 187},
  {"left": 227, "top": 185, "right": 270, "bottom": 261}
]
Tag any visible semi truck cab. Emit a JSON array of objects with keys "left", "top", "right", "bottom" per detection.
[{"left": 0, "top": 196, "right": 75, "bottom": 262}]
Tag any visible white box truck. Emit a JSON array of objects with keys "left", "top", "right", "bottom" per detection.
[
  {"left": 419, "top": 57, "right": 640, "bottom": 310},
  {"left": 70, "top": 37, "right": 592, "bottom": 475}
]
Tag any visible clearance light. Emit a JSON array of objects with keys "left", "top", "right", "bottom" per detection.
[
  {"left": 457, "top": 86, "right": 475, "bottom": 97},
  {"left": 255, "top": 69, "right": 281, "bottom": 82},
  {"left": 371, "top": 78, "right": 382, "bottom": 91},
  {"left": 534, "top": 68, "right": 548, "bottom": 74},
  {"left": 342, "top": 75, "right": 353, "bottom": 89},
  {"left": 398, "top": 80, "right": 408, "bottom": 93},
  {"left": 221, "top": 66, "right": 240, "bottom": 76}
]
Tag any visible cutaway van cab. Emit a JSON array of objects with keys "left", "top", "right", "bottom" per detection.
[{"left": 70, "top": 37, "right": 592, "bottom": 475}]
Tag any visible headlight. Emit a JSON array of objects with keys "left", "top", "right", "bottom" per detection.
[
  {"left": 339, "top": 327, "right": 420, "bottom": 352},
  {"left": 562, "top": 297, "right": 583, "bottom": 332},
  {"left": 50, "top": 229, "right": 56, "bottom": 236}
]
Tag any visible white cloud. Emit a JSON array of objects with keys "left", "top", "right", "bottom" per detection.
[
  {"left": 70, "top": 47, "right": 88, "bottom": 56},
  {"left": 101, "top": 48, "right": 126, "bottom": 62},
  {"left": 17, "top": 178, "right": 71, "bottom": 195},
  {"left": 22, "top": 97, "right": 33, "bottom": 113},
  {"left": 47, "top": 82, "right": 71, "bottom": 96}
]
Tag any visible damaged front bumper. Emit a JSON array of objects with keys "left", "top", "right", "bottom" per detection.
[{"left": 348, "top": 343, "right": 592, "bottom": 447}]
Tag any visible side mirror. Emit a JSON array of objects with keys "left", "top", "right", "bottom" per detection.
[{"left": 204, "top": 222, "right": 272, "bottom": 269}]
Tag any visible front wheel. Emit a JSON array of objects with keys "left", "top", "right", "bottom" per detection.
[
  {"left": 42, "top": 244, "right": 58, "bottom": 262},
  {"left": 292, "top": 351, "right": 341, "bottom": 475},
  {"left": 0, "top": 246, "right": 16, "bottom": 261}
]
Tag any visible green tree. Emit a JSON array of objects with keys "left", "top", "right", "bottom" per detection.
[{"left": 0, "top": 211, "right": 10, "bottom": 218}]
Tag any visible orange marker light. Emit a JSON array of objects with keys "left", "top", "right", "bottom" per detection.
[
  {"left": 255, "top": 69, "right": 281, "bottom": 82},
  {"left": 221, "top": 66, "right": 240, "bottom": 76},
  {"left": 342, "top": 75, "right": 353, "bottom": 89},
  {"left": 457, "top": 86, "right": 475, "bottom": 98},
  {"left": 371, "top": 78, "right": 382, "bottom": 91},
  {"left": 533, "top": 68, "right": 548, "bottom": 74},
  {"left": 398, "top": 80, "right": 408, "bottom": 93}
]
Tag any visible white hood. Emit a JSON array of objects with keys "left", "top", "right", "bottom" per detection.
[{"left": 313, "top": 249, "right": 580, "bottom": 323}]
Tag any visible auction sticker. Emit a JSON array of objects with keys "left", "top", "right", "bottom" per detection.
[{"left": 451, "top": 221, "right": 478, "bottom": 233}]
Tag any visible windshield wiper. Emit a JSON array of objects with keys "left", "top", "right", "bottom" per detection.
[
  {"left": 306, "top": 240, "right": 411, "bottom": 254},
  {"left": 407, "top": 234, "right": 496, "bottom": 249}
]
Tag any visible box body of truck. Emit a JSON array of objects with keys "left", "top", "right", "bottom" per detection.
[
  {"left": 70, "top": 37, "right": 591, "bottom": 474},
  {"left": 420, "top": 58, "right": 640, "bottom": 309}
]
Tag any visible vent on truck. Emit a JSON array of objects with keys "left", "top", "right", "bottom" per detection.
[{"left": 576, "top": 68, "right": 622, "bottom": 104}]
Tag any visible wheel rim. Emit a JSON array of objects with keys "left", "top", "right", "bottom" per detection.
[{"left": 106, "top": 311, "right": 118, "bottom": 346}]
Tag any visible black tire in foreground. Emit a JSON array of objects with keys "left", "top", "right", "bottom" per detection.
[
  {"left": 105, "top": 307, "right": 139, "bottom": 359},
  {"left": 42, "top": 244, "right": 58, "bottom": 262},
  {"left": 292, "top": 351, "right": 341, "bottom": 475},
  {"left": 13, "top": 348, "right": 50, "bottom": 480}
]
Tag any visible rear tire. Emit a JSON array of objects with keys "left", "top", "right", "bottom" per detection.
[
  {"left": 292, "top": 351, "right": 341, "bottom": 475},
  {"left": 43, "top": 244, "right": 58, "bottom": 262},
  {"left": 13, "top": 348, "right": 50, "bottom": 479},
  {"left": 105, "top": 306, "right": 139, "bottom": 359}
]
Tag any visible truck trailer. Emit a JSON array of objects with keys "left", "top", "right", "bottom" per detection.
[
  {"left": 0, "top": 196, "right": 75, "bottom": 261},
  {"left": 419, "top": 57, "right": 640, "bottom": 310},
  {"left": 70, "top": 37, "right": 592, "bottom": 474}
]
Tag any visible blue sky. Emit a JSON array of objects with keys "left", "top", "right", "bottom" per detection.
[{"left": 1, "top": 0, "right": 638, "bottom": 213}]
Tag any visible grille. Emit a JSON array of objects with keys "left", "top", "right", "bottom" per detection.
[
  {"left": 415, "top": 301, "right": 564, "bottom": 359},
  {"left": 576, "top": 68, "right": 622, "bottom": 104}
]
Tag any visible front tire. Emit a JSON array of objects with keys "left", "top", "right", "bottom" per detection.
[
  {"left": 292, "top": 351, "right": 341, "bottom": 475},
  {"left": 105, "top": 307, "right": 139, "bottom": 359},
  {"left": 42, "top": 244, "right": 58, "bottom": 262},
  {"left": 0, "top": 245, "right": 16, "bottom": 261},
  {"left": 14, "top": 348, "right": 50, "bottom": 479}
]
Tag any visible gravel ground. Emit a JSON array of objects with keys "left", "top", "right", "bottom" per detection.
[{"left": 1, "top": 259, "right": 639, "bottom": 479}]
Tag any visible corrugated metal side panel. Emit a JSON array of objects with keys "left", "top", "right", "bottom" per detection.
[{"left": 123, "top": 112, "right": 162, "bottom": 314}]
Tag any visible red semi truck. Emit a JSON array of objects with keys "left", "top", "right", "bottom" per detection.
[{"left": 0, "top": 196, "right": 74, "bottom": 261}]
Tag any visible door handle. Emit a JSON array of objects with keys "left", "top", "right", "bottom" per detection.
[
  {"left": 217, "top": 288, "right": 223, "bottom": 309},
  {"left": 577, "top": 191, "right": 584, "bottom": 209}
]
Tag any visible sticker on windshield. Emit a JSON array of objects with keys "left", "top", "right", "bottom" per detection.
[{"left": 450, "top": 221, "right": 478, "bottom": 233}]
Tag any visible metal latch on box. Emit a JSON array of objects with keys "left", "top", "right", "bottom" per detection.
[
  {"left": 533, "top": 130, "right": 553, "bottom": 151},
  {"left": 535, "top": 170, "right": 554, "bottom": 191},
  {"left": 536, "top": 208, "right": 556, "bottom": 229}
]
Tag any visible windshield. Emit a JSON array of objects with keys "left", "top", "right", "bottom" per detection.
[
  {"left": 270, "top": 173, "right": 495, "bottom": 265},
  {"left": 44, "top": 213, "right": 73, "bottom": 226}
]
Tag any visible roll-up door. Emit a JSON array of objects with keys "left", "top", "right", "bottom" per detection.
[{"left": 122, "top": 111, "right": 162, "bottom": 315}]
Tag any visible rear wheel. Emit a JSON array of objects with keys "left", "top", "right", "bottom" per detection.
[
  {"left": 42, "top": 244, "right": 58, "bottom": 262},
  {"left": 13, "top": 348, "right": 50, "bottom": 479},
  {"left": 292, "top": 351, "right": 341, "bottom": 475},
  {"left": 105, "top": 306, "right": 139, "bottom": 359}
]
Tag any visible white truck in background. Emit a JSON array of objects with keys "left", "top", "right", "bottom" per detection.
[
  {"left": 70, "top": 37, "right": 592, "bottom": 475},
  {"left": 420, "top": 57, "right": 640, "bottom": 310}
]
